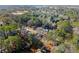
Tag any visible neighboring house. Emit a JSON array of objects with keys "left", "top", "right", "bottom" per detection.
[
  {"left": 73, "top": 27, "right": 79, "bottom": 35},
  {"left": 63, "top": 16, "right": 69, "bottom": 20},
  {"left": 35, "top": 27, "right": 48, "bottom": 40},
  {"left": 0, "top": 30, "right": 5, "bottom": 39},
  {"left": 0, "top": 21, "right": 4, "bottom": 26},
  {"left": 36, "top": 27, "right": 48, "bottom": 34},
  {"left": 7, "top": 30, "right": 17, "bottom": 36}
]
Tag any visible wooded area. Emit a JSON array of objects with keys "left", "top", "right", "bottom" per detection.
[{"left": 0, "top": 5, "right": 79, "bottom": 53}]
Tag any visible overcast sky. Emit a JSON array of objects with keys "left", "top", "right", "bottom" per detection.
[{"left": 0, "top": 0, "right": 79, "bottom": 5}]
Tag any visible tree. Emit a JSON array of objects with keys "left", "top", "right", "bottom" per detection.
[
  {"left": 73, "top": 35, "right": 79, "bottom": 49},
  {"left": 57, "top": 20, "right": 73, "bottom": 40},
  {"left": 3, "top": 36, "right": 21, "bottom": 53},
  {"left": 53, "top": 43, "right": 65, "bottom": 53}
]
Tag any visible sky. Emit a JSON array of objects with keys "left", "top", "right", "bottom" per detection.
[{"left": 0, "top": 0, "right": 79, "bottom": 5}]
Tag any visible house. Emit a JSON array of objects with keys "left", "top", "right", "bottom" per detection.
[
  {"left": 73, "top": 27, "right": 79, "bottom": 35},
  {"left": 0, "top": 30, "right": 5, "bottom": 39},
  {"left": 0, "top": 21, "right": 4, "bottom": 26},
  {"left": 7, "top": 30, "right": 17, "bottom": 36}
]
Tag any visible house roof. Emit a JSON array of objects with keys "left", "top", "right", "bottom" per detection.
[{"left": 0, "top": 21, "right": 4, "bottom": 25}]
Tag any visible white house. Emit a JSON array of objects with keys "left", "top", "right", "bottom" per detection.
[{"left": 0, "top": 21, "right": 4, "bottom": 26}]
